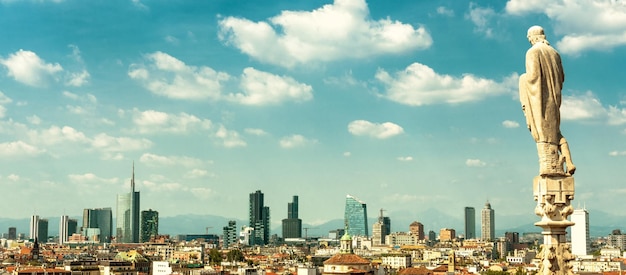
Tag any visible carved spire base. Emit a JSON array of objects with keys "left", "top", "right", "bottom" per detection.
[{"left": 533, "top": 175, "right": 575, "bottom": 275}]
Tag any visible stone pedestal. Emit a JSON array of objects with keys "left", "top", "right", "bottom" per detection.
[{"left": 533, "top": 175, "right": 575, "bottom": 275}]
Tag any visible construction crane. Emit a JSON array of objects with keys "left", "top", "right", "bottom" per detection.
[
  {"left": 303, "top": 227, "right": 317, "bottom": 239},
  {"left": 205, "top": 226, "right": 213, "bottom": 234}
]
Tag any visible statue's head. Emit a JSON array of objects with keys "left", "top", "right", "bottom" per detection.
[{"left": 527, "top": 25, "right": 549, "bottom": 45}]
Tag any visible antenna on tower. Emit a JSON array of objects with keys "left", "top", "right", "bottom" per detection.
[{"left": 131, "top": 161, "right": 135, "bottom": 191}]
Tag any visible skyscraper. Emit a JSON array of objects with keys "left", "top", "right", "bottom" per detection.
[
  {"left": 60, "top": 215, "right": 69, "bottom": 244},
  {"left": 140, "top": 209, "right": 159, "bottom": 242},
  {"left": 223, "top": 220, "right": 237, "bottom": 248},
  {"left": 29, "top": 215, "right": 39, "bottom": 240},
  {"left": 571, "top": 208, "right": 590, "bottom": 257},
  {"left": 116, "top": 163, "right": 140, "bottom": 243},
  {"left": 282, "top": 195, "right": 302, "bottom": 238},
  {"left": 249, "top": 190, "right": 270, "bottom": 245},
  {"left": 29, "top": 215, "right": 48, "bottom": 242},
  {"left": 344, "top": 194, "right": 368, "bottom": 236},
  {"left": 481, "top": 201, "right": 495, "bottom": 241},
  {"left": 83, "top": 208, "right": 113, "bottom": 243},
  {"left": 464, "top": 207, "right": 476, "bottom": 239},
  {"left": 372, "top": 209, "right": 390, "bottom": 245}
]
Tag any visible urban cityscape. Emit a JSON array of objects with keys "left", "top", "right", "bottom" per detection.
[
  {"left": 2, "top": 166, "right": 626, "bottom": 275},
  {"left": 2, "top": 0, "right": 626, "bottom": 275}
]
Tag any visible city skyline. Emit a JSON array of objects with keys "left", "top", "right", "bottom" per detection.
[{"left": 1, "top": 0, "right": 626, "bottom": 228}]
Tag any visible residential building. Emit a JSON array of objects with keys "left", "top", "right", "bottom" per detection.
[
  {"left": 344, "top": 194, "right": 368, "bottom": 237},
  {"left": 223, "top": 220, "right": 237, "bottom": 248},
  {"left": 117, "top": 163, "right": 140, "bottom": 243},
  {"left": 82, "top": 207, "right": 113, "bottom": 243},
  {"left": 249, "top": 190, "right": 270, "bottom": 245},
  {"left": 409, "top": 221, "right": 424, "bottom": 240},
  {"left": 439, "top": 228, "right": 455, "bottom": 241},
  {"left": 386, "top": 232, "right": 419, "bottom": 246},
  {"left": 481, "top": 201, "right": 495, "bottom": 241},
  {"left": 382, "top": 254, "right": 411, "bottom": 269},
  {"left": 607, "top": 229, "right": 626, "bottom": 250},
  {"left": 571, "top": 208, "right": 590, "bottom": 257},
  {"left": 282, "top": 195, "right": 302, "bottom": 238},
  {"left": 140, "top": 209, "right": 159, "bottom": 243},
  {"left": 372, "top": 209, "right": 389, "bottom": 246},
  {"left": 464, "top": 207, "right": 476, "bottom": 239}
]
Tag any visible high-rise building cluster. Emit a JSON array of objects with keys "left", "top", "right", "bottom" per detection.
[{"left": 16, "top": 163, "right": 160, "bottom": 244}]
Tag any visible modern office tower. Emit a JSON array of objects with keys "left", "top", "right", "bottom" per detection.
[
  {"left": 344, "top": 194, "right": 368, "bottom": 236},
  {"left": 30, "top": 215, "right": 39, "bottom": 240},
  {"left": 60, "top": 216, "right": 69, "bottom": 244},
  {"left": 38, "top": 219, "right": 48, "bottom": 242},
  {"left": 249, "top": 190, "right": 270, "bottom": 245},
  {"left": 83, "top": 208, "right": 113, "bottom": 243},
  {"left": 140, "top": 209, "right": 159, "bottom": 242},
  {"left": 117, "top": 163, "right": 141, "bottom": 243},
  {"left": 30, "top": 216, "right": 48, "bottom": 242},
  {"left": 282, "top": 195, "right": 302, "bottom": 238},
  {"left": 481, "top": 201, "right": 495, "bottom": 241},
  {"left": 372, "top": 209, "right": 389, "bottom": 245},
  {"left": 571, "top": 208, "right": 590, "bottom": 256},
  {"left": 8, "top": 227, "right": 16, "bottom": 240},
  {"left": 68, "top": 219, "right": 78, "bottom": 236},
  {"left": 409, "top": 221, "right": 425, "bottom": 240},
  {"left": 439, "top": 228, "right": 456, "bottom": 241},
  {"left": 223, "top": 220, "right": 237, "bottom": 248},
  {"left": 464, "top": 207, "right": 476, "bottom": 239}
]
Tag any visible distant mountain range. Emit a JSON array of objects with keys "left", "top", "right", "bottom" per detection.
[{"left": 2, "top": 208, "right": 624, "bottom": 239}]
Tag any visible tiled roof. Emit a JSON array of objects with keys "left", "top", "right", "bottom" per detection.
[
  {"left": 398, "top": 266, "right": 433, "bottom": 275},
  {"left": 324, "top": 254, "right": 370, "bottom": 265}
]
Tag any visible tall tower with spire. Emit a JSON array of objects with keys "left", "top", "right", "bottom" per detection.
[{"left": 116, "top": 162, "right": 141, "bottom": 243}]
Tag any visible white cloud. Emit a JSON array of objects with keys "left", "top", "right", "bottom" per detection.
[
  {"left": 466, "top": 3, "right": 495, "bottom": 37},
  {"left": 0, "top": 91, "right": 12, "bottom": 105},
  {"left": 66, "top": 69, "right": 90, "bottom": 87},
  {"left": 465, "top": 158, "right": 486, "bottom": 167},
  {"left": 609, "top": 151, "right": 626, "bottom": 157},
  {"left": 0, "top": 49, "right": 63, "bottom": 86},
  {"left": 561, "top": 91, "right": 607, "bottom": 121},
  {"left": 244, "top": 128, "right": 268, "bottom": 136},
  {"left": 190, "top": 187, "right": 213, "bottom": 199},
  {"left": 33, "top": 126, "right": 90, "bottom": 145},
  {"left": 184, "top": 169, "right": 212, "bottom": 179},
  {"left": 27, "top": 115, "right": 41, "bottom": 125},
  {"left": 0, "top": 141, "right": 44, "bottom": 157},
  {"left": 91, "top": 133, "right": 153, "bottom": 152},
  {"left": 343, "top": 151, "right": 352, "bottom": 157},
  {"left": 505, "top": 0, "right": 626, "bottom": 55},
  {"left": 347, "top": 120, "right": 404, "bottom": 139},
  {"left": 608, "top": 106, "right": 626, "bottom": 126},
  {"left": 227, "top": 67, "right": 313, "bottom": 105},
  {"left": 7, "top": 174, "right": 19, "bottom": 181},
  {"left": 218, "top": 0, "right": 432, "bottom": 68},
  {"left": 140, "top": 153, "right": 206, "bottom": 168},
  {"left": 279, "top": 134, "right": 317, "bottom": 148},
  {"left": 397, "top": 156, "right": 413, "bottom": 161},
  {"left": 436, "top": 6, "right": 454, "bottom": 17},
  {"left": 132, "top": 109, "right": 212, "bottom": 134},
  {"left": 68, "top": 173, "right": 118, "bottom": 184},
  {"left": 214, "top": 125, "right": 246, "bottom": 148},
  {"left": 129, "top": 51, "right": 230, "bottom": 100},
  {"left": 502, "top": 120, "right": 520, "bottom": 128},
  {"left": 376, "top": 63, "right": 510, "bottom": 106}
]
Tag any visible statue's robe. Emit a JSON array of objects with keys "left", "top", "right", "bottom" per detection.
[{"left": 519, "top": 41, "right": 565, "bottom": 145}]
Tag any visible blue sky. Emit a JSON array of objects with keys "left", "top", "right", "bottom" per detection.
[{"left": 0, "top": 0, "right": 625, "bottom": 230}]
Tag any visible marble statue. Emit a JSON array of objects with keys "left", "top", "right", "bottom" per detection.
[{"left": 519, "top": 25, "right": 576, "bottom": 177}]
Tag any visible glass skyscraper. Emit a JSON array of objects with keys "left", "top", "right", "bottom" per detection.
[
  {"left": 344, "top": 194, "right": 368, "bottom": 236},
  {"left": 83, "top": 207, "right": 113, "bottom": 243},
  {"left": 282, "top": 195, "right": 302, "bottom": 238},
  {"left": 464, "top": 206, "right": 476, "bottom": 239},
  {"left": 249, "top": 190, "right": 270, "bottom": 245},
  {"left": 116, "top": 163, "right": 140, "bottom": 243}
]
